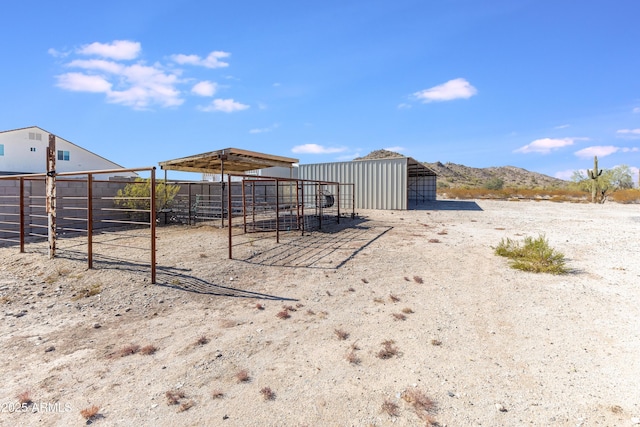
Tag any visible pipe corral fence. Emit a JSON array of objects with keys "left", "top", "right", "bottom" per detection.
[{"left": 0, "top": 169, "right": 355, "bottom": 283}]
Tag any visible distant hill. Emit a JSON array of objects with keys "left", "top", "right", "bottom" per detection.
[{"left": 355, "top": 149, "right": 568, "bottom": 189}]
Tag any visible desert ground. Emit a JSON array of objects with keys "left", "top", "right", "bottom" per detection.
[{"left": 1, "top": 199, "right": 639, "bottom": 427}]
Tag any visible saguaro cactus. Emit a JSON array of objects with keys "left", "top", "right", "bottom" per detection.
[{"left": 587, "top": 156, "right": 603, "bottom": 203}]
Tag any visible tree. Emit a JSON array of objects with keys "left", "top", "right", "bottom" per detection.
[
  {"left": 571, "top": 163, "right": 634, "bottom": 202},
  {"left": 115, "top": 178, "right": 181, "bottom": 212}
]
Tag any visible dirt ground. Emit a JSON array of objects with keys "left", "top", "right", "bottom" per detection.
[{"left": 1, "top": 199, "right": 639, "bottom": 427}]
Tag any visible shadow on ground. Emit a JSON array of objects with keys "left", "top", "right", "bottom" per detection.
[
  {"left": 410, "top": 200, "right": 483, "bottom": 211},
  {"left": 234, "top": 217, "right": 392, "bottom": 269}
]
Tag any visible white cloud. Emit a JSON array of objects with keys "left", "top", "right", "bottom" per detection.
[
  {"left": 291, "top": 144, "right": 347, "bottom": 154},
  {"left": 554, "top": 169, "right": 576, "bottom": 181},
  {"left": 56, "top": 73, "right": 112, "bottom": 93},
  {"left": 53, "top": 40, "right": 238, "bottom": 110},
  {"left": 77, "top": 40, "right": 141, "bottom": 60},
  {"left": 384, "top": 146, "right": 405, "bottom": 152},
  {"left": 515, "top": 137, "right": 582, "bottom": 154},
  {"left": 67, "top": 59, "right": 125, "bottom": 74},
  {"left": 249, "top": 123, "right": 279, "bottom": 134},
  {"left": 191, "top": 81, "right": 218, "bottom": 97},
  {"left": 573, "top": 145, "right": 637, "bottom": 158},
  {"left": 199, "top": 98, "right": 249, "bottom": 113},
  {"left": 171, "top": 51, "right": 230, "bottom": 68},
  {"left": 413, "top": 78, "right": 477, "bottom": 103},
  {"left": 616, "top": 128, "right": 640, "bottom": 139}
]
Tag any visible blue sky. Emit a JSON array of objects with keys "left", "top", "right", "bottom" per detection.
[{"left": 2, "top": 0, "right": 639, "bottom": 182}]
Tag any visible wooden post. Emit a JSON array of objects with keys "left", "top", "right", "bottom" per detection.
[{"left": 46, "top": 134, "right": 56, "bottom": 259}]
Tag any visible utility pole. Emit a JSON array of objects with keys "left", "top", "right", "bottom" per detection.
[{"left": 46, "top": 134, "right": 56, "bottom": 259}]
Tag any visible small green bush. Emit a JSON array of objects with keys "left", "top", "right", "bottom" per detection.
[{"left": 495, "top": 234, "right": 567, "bottom": 274}]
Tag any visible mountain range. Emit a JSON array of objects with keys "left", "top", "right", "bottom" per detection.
[{"left": 355, "top": 150, "right": 569, "bottom": 189}]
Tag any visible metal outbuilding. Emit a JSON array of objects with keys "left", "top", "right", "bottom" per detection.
[{"left": 299, "top": 156, "right": 437, "bottom": 210}]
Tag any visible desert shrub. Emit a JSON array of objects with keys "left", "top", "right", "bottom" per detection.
[
  {"left": 495, "top": 234, "right": 567, "bottom": 274},
  {"left": 610, "top": 188, "right": 640, "bottom": 204},
  {"left": 484, "top": 177, "right": 504, "bottom": 190},
  {"left": 115, "top": 178, "right": 181, "bottom": 212}
]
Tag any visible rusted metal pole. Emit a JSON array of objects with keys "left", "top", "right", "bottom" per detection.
[
  {"left": 276, "top": 179, "right": 280, "bottom": 243},
  {"left": 227, "top": 173, "right": 232, "bottom": 259},
  {"left": 242, "top": 178, "right": 247, "bottom": 234},
  {"left": 337, "top": 184, "right": 340, "bottom": 224},
  {"left": 87, "top": 174, "right": 93, "bottom": 269},
  {"left": 19, "top": 177, "right": 24, "bottom": 253},
  {"left": 150, "top": 168, "right": 157, "bottom": 284},
  {"left": 46, "top": 134, "right": 56, "bottom": 259}
]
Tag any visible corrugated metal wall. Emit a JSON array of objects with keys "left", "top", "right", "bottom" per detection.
[{"left": 299, "top": 158, "right": 408, "bottom": 210}]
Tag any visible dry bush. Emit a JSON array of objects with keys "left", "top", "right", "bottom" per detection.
[
  {"left": 389, "top": 294, "right": 400, "bottom": 303},
  {"left": 80, "top": 405, "right": 100, "bottom": 420},
  {"left": 377, "top": 340, "right": 399, "bottom": 359},
  {"left": 345, "top": 350, "right": 361, "bottom": 365},
  {"left": 260, "top": 387, "right": 276, "bottom": 401},
  {"left": 276, "top": 310, "right": 291, "bottom": 319},
  {"left": 334, "top": 329, "right": 349, "bottom": 340},
  {"left": 140, "top": 345, "right": 157, "bottom": 355},
  {"left": 178, "top": 400, "right": 194, "bottom": 412},
  {"left": 17, "top": 390, "right": 32, "bottom": 405},
  {"left": 195, "top": 336, "right": 209, "bottom": 346},
  {"left": 381, "top": 399, "right": 400, "bottom": 417},
  {"left": 402, "top": 388, "right": 436, "bottom": 423},
  {"left": 402, "top": 307, "right": 414, "bottom": 314},
  {"left": 118, "top": 344, "right": 140, "bottom": 357},
  {"left": 71, "top": 283, "right": 101, "bottom": 301},
  {"left": 166, "top": 390, "right": 186, "bottom": 405},
  {"left": 413, "top": 276, "right": 423, "bottom": 284},
  {"left": 392, "top": 313, "right": 407, "bottom": 321},
  {"left": 610, "top": 189, "right": 640, "bottom": 203},
  {"left": 212, "top": 390, "right": 224, "bottom": 399},
  {"left": 235, "top": 369, "right": 250, "bottom": 383}
]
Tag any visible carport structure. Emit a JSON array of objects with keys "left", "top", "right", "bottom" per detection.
[{"left": 159, "top": 148, "right": 353, "bottom": 259}]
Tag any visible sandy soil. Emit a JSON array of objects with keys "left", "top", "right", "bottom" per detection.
[{"left": 1, "top": 199, "right": 639, "bottom": 427}]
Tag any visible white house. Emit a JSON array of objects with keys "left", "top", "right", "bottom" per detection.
[{"left": 0, "top": 126, "right": 137, "bottom": 178}]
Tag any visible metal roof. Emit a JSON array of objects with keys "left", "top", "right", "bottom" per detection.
[{"left": 158, "top": 148, "right": 299, "bottom": 174}]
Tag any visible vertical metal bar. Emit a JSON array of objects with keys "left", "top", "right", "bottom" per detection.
[
  {"left": 46, "top": 134, "right": 56, "bottom": 259},
  {"left": 87, "top": 174, "right": 93, "bottom": 269},
  {"left": 337, "top": 183, "right": 340, "bottom": 224},
  {"left": 318, "top": 184, "right": 323, "bottom": 230},
  {"left": 220, "top": 156, "right": 225, "bottom": 228},
  {"left": 227, "top": 173, "right": 232, "bottom": 259},
  {"left": 242, "top": 178, "right": 247, "bottom": 233},
  {"left": 301, "top": 182, "right": 305, "bottom": 236},
  {"left": 150, "top": 168, "right": 157, "bottom": 284},
  {"left": 19, "top": 177, "right": 24, "bottom": 253},
  {"left": 275, "top": 179, "right": 280, "bottom": 243},
  {"left": 251, "top": 182, "right": 256, "bottom": 232}
]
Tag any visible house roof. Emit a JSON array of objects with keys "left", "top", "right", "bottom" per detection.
[
  {"left": 158, "top": 148, "right": 299, "bottom": 174},
  {"left": 0, "top": 126, "right": 132, "bottom": 172}
]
